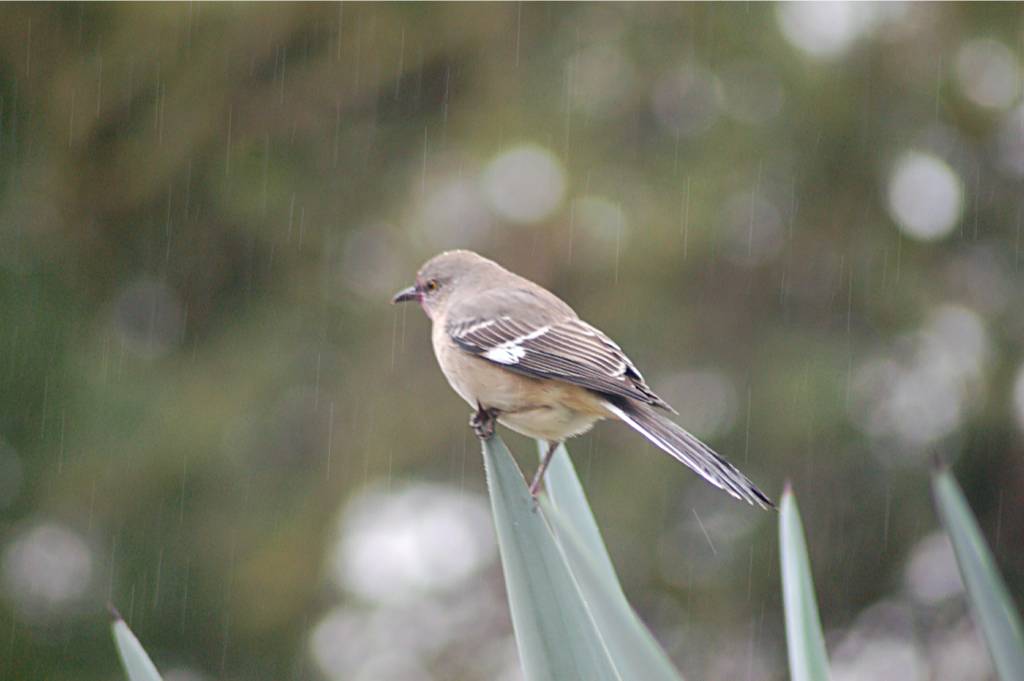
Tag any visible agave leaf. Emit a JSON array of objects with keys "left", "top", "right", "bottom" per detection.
[
  {"left": 482, "top": 435, "right": 619, "bottom": 681},
  {"left": 541, "top": 498, "right": 686, "bottom": 681},
  {"left": 932, "top": 468, "right": 1024, "bottom": 681},
  {"left": 535, "top": 440, "right": 618, "bottom": 586},
  {"left": 110, "top": 609, "right": 163, "bottom": 681},
  {"left": 779, "top": 489, "right": 830, "bottom": 681}
]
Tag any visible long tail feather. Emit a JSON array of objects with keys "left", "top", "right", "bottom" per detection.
[{"left": 604, "top": 399, "right": 775, "bottom": 510}]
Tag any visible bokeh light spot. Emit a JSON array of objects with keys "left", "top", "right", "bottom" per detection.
[
  {"left": 850, "top": 305, "right": 989, "bottom": 454},
  {"left": 904, "top": 532, "right": 963, "bottom": 605},
  {"left": 776, "top": 3, "right": 877, "bottom": 59},
  {"left": 955, "top": 38, "right": 1021, "bottom": 110},
  {"left": 2, "top": 522, "right": 94, "bottom": 621},
  {"left": 887, "top": 152, "right": 963, "bottom": 241},
  {"left": 329, "top": 483, "right": 495, "bottom": 605},
  {"left": 481, "top": 145, "right": 567, "bottom": 225}
]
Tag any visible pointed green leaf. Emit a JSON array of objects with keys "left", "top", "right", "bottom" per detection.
[
  {"left": 111, "top": 613, "right": 163, "bottom": 681},
  {"left": 932, "top": 468, "right": 1024, "bottom": 681},
  {"left": 482, "top": 435, "right": 620, "bottom": 681},
  {"left": 542, "top": 498, "right": 686, "bottom": 681},
  {"left": 779, "top": 489, "right": 830, "bottom": 681},
  {"left": 535, "top": 440, "right": 618, "bottom": 587}
]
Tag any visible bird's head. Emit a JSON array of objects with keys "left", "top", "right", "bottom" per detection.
[{"left": 391, "top": 250, "right": 496, "bottom": 319}]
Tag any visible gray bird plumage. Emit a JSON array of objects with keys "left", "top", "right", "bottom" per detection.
[{"left": 394, "top": 250, "right": 774, "bottom": 509}]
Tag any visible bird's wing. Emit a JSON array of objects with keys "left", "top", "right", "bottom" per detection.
[{"left": 447, "top": 289, "right": 673, "bottom": 410}]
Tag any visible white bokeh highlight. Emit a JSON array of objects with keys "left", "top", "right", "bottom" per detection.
[
  {"left": 2, "top": 522, "right": 94, "bottom": 620},
  {"left": 955, "top": 38, "right": 1021, "bottom": 111},
  {"left": 904, "top": 532, "right": 963, "bottom": 605},
  {"left": 928, "top": 619, "right": 993, "bottom": 681},
  {"left": 310, "top": 576, "right": 512, "bottom": 681},
  {"left": 776, "top": 3, "right": 877, "bottom": 60},
  {"left": 887, "top": 152, "right": 963, "bottom": 241},
  {"left": 329, "top": 483, "right": 495, "bottom": 605},
  {"left": 850, "top": 305, "right": 989, "bottom": 454},
  {"left": 833, "top": 637, "right": 926, "bottom": 681},
  {"left": 310, "top": 607, "right": 436, "bottom": 681},
  {"left": 832, "top": 600, "right": 925, "bottom": 681},
  {"left": 481, "top": 145, "right": 567, "bottom": 224}
]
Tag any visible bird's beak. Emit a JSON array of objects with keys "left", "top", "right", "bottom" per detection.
[{"left": 391, "top": 285, "right": 419, "bottom": 304}]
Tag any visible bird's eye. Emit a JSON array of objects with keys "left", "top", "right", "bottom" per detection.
[{"left": 425, "top": 279, "right": 440, "bottom": 292}]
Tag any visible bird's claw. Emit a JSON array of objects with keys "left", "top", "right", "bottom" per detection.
[{"left": 470, "top": 402, "right": 498, "bottom": 439}]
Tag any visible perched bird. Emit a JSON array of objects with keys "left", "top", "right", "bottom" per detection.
[{"left": 392, "top": 250, "right": 774, "bottom": 509}]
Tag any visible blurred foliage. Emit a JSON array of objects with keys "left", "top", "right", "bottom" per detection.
[
  {"left": 1, "top": 3, "right": 1023, "bottom": 681},
  {"left": 933, "top": 468, "right": 1024, "bottom": 681}
]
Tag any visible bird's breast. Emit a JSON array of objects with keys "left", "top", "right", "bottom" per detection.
[{"left": 434, "top": 330, "right": 530, "bottom": 412}]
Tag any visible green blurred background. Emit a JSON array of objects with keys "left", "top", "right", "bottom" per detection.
[{"left": 1, "top": 3, "right": 1022, "bottom": 680}]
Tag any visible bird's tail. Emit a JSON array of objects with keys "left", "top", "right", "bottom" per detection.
[{"left": 603, "top": 399, "right": 775, "bottom": 510}]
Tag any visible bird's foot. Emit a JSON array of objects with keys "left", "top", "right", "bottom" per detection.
[{"left": 470, "top": 402, "right": 499, "bottom": 439}]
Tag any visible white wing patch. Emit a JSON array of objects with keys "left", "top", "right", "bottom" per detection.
[
  {"left": 482, "top": 346, "right": 523, "bottom": 364},
  {"left": 482, "top": 325, "right": 551, "bottom": 365}
]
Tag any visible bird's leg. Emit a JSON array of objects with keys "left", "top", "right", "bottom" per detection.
[
  {"left": 470, "top": 402, "right": 499, "bottom": 439},
  {"left": 529, "top": 440, "right": 560, "bottom": 497}
]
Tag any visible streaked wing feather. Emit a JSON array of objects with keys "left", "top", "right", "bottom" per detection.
[{"left": 448, "top": 315, "right": 671, "bottom": 408}]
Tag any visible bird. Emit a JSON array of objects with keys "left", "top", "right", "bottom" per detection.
[{"left": 392, "top": 250, "right": 774, "bottom": 509}]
